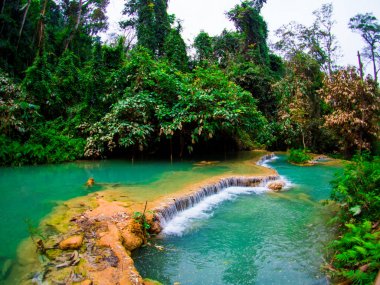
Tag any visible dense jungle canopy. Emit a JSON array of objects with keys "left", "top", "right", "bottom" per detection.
[{"left": 0, "top": 0, "right": 379, "bottom": 165}]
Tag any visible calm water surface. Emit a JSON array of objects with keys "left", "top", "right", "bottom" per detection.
[{"left": 133, "top": 155, "right": 341, "bottom": 285}]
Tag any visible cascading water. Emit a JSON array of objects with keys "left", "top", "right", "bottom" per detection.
[{"left": 154, "top": 174, "right": 280, "bottom": 228}]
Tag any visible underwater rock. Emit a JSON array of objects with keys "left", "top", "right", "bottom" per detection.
[
  {"left": 267, "top": 181, "right": 285, "bottom": 191},
  {"left": 1, "top": 258, "right": 13, "bottom": 279},
  {"left": 143, "top": 279, "right": 163, "bottom": 285},
  {"left": 86, "top": 178, "right": 95, "bottom": 187},
  {"left": 59, "top": 235, "right": 84, "bottom": 250}
]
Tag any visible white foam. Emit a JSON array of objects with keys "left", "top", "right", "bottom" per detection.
[
  {"left": 161, "top": 186, "right": 269, "bottom": 236},
  {"left": 258, "top": 155, "right": 279, "bottom": 169}
]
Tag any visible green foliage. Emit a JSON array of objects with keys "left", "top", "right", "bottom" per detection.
[
  {"left": 0, "top": 124, "right": 85, "bottom": 166},
  {"left": 329, "top": 221, "right": 380, "bottom": 284},
  {"left": 227, "top": 1, "right": 269, "bottom": 64},
  {"left": 164, "top": 27, "right": 189, "bottom": 71},
  {"left": 288, "top": 148, "right": 312, "bottom": 164},
  {"left": 83, "top": 47, "right": 267, "bottom": 158},
  {"left": 331, "top": 155, "right": 380, "bottom": 222},
  {"left": 133, "top": 202, "right": 152, "bottom": 240},
  {"left": 326, "top": 155, "right": 380, "bottom": 284},
  {"left": 194, "top": 31, "right": 214, "bottom": 63},
  {"left": 22, "top": 53, "right": 54, "bottom": 118}
]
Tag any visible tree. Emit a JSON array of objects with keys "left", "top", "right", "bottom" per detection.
[
  {"left": 213, "top": 29, "right": 241, "bottom": 67},
  {"left": 273, "top": 52, "right": 323, "bottom": 149},
  {"left": 226, "top": 0, "right": 269, "bottom": 64},
  {"left": 349, "top": 13, "right": 380, "bottom": 82},
  {"left": 121, "top": 0, "right": 170, "bottom": 56},
  {"left": 274, "top": 3, "right": 340, "bottom": 75},
  {"left": 164, "top": 24, "right": 189, "bottom": 71},
  {"left": 320, "top": 67, "right": 380, "bottom": 156},
  {"left": 22, "top": 53, "right": 53, "bottom": 118},
  {"left": 311, "top": 3, "right": 340, "bottom": 75},
  {"left": 62, "top": 0, "right": 110, "bottom": 51},
  {"left": 193, "top": 31, "right": 214, "bottom": 63}
]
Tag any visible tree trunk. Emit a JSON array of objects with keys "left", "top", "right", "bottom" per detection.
[
  {"left": 1, "top": 0, "right": 6, "bottom": 15},
  {"left": 371, "top": 47, "right": 378, "bottom": 82},
  {"left": 64, "top": 0, "right": 83, "bottom": 51},
  {"left": 16, "top": 0, "right": 31, "bottom": 51},
  {"left": 37, "top": 0, "right": 48, "bottom": 54},
  {"left": 301, "top": 129, "right": 306, "bottom": 149},
  {"left": 170, "top": 137, "right": 173, "bottom": 163},
  {"left": 357, "top": 51, "right": 364, "bottom": 80}
]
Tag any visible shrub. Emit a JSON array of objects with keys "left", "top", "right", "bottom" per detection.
[
  {"left": 326, "top": 155, "right": 380, "bottom": 284},
  {"left": 288, "top": 148, "right": 312, "bottom": 164}
]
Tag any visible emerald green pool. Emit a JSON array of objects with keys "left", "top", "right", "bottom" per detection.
[{"left": 133, "top": 155, "right": 341, "bottom": 285}]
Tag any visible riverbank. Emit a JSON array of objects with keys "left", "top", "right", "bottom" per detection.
[{"left": 4, "top": 151, "right": 278, "bottom": 285}]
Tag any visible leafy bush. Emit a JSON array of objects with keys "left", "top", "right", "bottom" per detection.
[
  {"left": 326, "top": 155, "right": 380, "bottom": 284},
  {"left": 329, "top": 221, "right": 380, "bottom": 284},
  {"left": 0, "top": 128, "right": 85, "bottom": 166},
  {"left": 331, "top": 155, "right": 380, "bottom": 222},
  {"left": 288, "top": 148, "right": 312, "bottom": 164}
]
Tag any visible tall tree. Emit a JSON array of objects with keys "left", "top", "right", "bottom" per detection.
[
  {"left": 349, "top": 13, "right": 380, "bottom": 82},
  {"left": 193, "top": 31, "right": 214, "bottom": 62},
  {"left": 121, "top": 0, "right": 170, "bottom": 56},
  {"left": 311, "top": 3, "right": 340, "bottom": 75},
  {"left": 226, "top": 0, "right": 269, "bottom": 64},
  {"left": 164, "top": 22, "right": 189, "bottom": 71},
  {"left": 62, "top": 0, "right": 109, "bottom": 51},
  {"left": 274, "top": 3, "right": 340, "bottom": 74}
]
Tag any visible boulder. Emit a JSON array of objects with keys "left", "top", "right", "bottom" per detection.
[
  {"left": 267, "top": 181, "right": 285, "bottom": 191},
  {"left": 121, "top": 230, "right": 144, "bottom": 251},
  {"left": 59, "top": 235, "right": 84, "bottom": 250}
]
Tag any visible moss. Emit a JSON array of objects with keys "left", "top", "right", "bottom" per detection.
[
  {"left": 143, "top": 278, "right": 164, "bottom": 285},
  {"left": 45, "top": 248, "right": 63, "bottom": 260}
]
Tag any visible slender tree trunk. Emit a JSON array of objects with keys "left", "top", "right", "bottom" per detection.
[
  {"left": 301, "top": 129, "right": 306, "bottom": 149},
  {"left": 64, "top": 0, "right": 83, "bottom": 51},
  {"left": 170, "top": 137, "right": 173, "bottom": 163},
  {"left": 1, "top": 0, "right": 6, "bottom": 14},
  {"left": 37, "top": 0, "right": 48, "bottom": 54},
  {"left": 16, "top": 0, "right": 31, "bottom": 51},
  {"left": 371, "top": 47, "right": 377, "bottom": 82},
  {"left": 357, "top": 51, "right": 364, "bottom": 80}
]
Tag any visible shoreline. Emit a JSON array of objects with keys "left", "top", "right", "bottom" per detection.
[{"left": 5, "top": 151, "right": 279, "bottom": 285}]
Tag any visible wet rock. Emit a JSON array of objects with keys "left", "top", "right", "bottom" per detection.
[
  {"left": 120, "top": 220, "right": 145, "bottom": 251},
  {"left": 59, "top": 235, "right": 84, "bottom": 250},
  {"left": 121, "top": 230, "right": 144, "bottom": 251},
  {"left": 267, "top": 181, "right": 285, "bottom": 191}
]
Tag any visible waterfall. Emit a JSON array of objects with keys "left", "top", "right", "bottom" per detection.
[
  {"left": 154, "top": 174, "right": 279, "bottom": 228},
  {"left": 256, "top": 152, "right": 276, "bottom": 166}
]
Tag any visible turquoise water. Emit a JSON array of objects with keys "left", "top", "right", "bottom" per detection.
[
  {"left": 0, "top": 160, "right": 193, "bottom": 260},
  {"left": 0, "top": 151, "right": 266, "bottom": 263},
  {"left": 133, "top": 155, "right": 341, "bottom": 285}
]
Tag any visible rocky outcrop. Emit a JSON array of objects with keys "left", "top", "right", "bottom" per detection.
[{"left": 267, "top": 181, "right": 285, "bottom": 191}]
